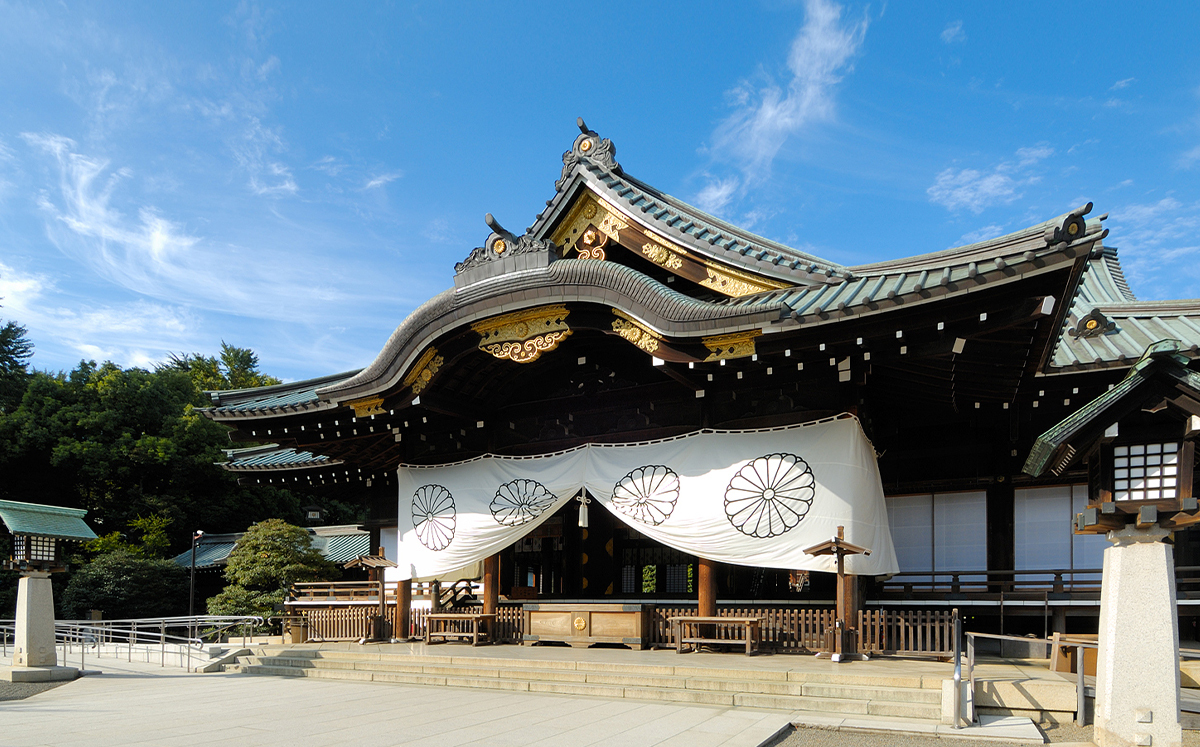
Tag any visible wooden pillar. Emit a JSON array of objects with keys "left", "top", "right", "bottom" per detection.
[
  {"left": 396, "top": 577, "right": 412, "bottom": 641},
  {"left": 698, "top": 557, "right": 717, "bottom": 618},
  {"left": 483, "top": 553, "right": 499, "bottom": 615}
]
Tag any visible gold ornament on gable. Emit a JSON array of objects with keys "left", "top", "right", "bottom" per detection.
[
  {"left": 611, "top": 311, "right": 661, "bottom": 354},
  {"left": 702, "top": 330, "right": 761, "bottom": 361},
  {"left": 402, "top": 347, "right": 445, "bottom": 395},
  {"left": 472, "top": 305, "right": 573, "bottom": 364},
  {"left": 347, "top": 396, "right": 386, "bottom": 418}
]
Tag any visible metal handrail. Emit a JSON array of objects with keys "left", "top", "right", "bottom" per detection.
[
  {"left": 961, "top": 631, "right": 1099, "bottom": 728},
  {"left": 0, "top": 615, "right": 262, "bottom": 672}
]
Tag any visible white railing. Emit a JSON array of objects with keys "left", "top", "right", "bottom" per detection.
[{"left": 0, "top": 615, "right": 262, "bottom": 672}]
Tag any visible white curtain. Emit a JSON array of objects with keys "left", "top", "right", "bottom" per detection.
[{"left": 389, "top": 416, "right": 899, "bottom": 581}]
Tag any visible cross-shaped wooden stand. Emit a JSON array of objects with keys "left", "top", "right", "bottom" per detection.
[{"left": 803, "top": 526, "right": 871, "bottom": 662}]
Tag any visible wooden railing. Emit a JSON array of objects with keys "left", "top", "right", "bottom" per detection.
[
  {"left": 877, "top": 568, "right": 1103, "bottom": 596},
  {"left": 650, "top": 606, "right": 835, "bottom": 652},
  {"left": 859, "top": 608, "right": 954, "bottom": 655},
  {"left": 297, "top": 600, "right": 956, "bottom": 655}
]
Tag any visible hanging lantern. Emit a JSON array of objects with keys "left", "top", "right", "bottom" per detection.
[{"left": 577, "top": 491, "right": 591, "bottom": 528}]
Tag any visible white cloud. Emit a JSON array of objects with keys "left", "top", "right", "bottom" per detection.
[
  {"left": 928, "top": 169, "right": 1017, "bottom": 213},
  {"left": 363, "top": 171, "right": 402, "bottom": 190},
  {"left": 941, "top": 21, "right": 965, "bottom": 44},
  {"left": 927, "top": 144, "right": 1054, "bottom": 213},
  {"left": 693, "top": 0, "right": 867, "bottom": 216},
  {"left": 1110, "top": 77, "right": 1136, "bottom": 90},
  {"left": 708, "top": 0, "right": 867, "bottom": 186},
  {"left": 17, "top": 132, "right": 369, "bottom": 326},
  {"left": 957, "top": 224, "right": 1007, "bottom": 246},
  {"left": 1107, "top": 197, "right": 1200, "bottom": 300},
  {"left": 1181, "top": 145, "right": 1200, "bottom": 169},
  {"left": 312, "top": 156, "right": 345, "bottom": 176},
  {"left": 231, "top": 117, "right": 298, "bottom": 196},
  {"left": 694, "top": 176, "right": 740, "bottom": 215},
  {"left": 0, "top": 261, "right": 199, "bottom": 368}
]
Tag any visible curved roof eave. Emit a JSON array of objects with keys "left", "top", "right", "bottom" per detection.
[
  {"left": 529, "top": 162, "right": 844, "bottom": 287},
  {"left": 1045, "top": 250, "right": 1200, "bottom": 373},
  {"left": 316, "top": 259, "right": 790, "bottom": 403}
]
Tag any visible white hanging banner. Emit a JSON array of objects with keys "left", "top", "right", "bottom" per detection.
[{"left": 390, "top": 416, "right": 899, "bottom": 581}]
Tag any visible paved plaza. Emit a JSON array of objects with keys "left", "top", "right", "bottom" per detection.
[
  {"left": 0, "top": 655, "right": 794, "bottom": 747},
  {"left": 0, "top": 646, "right": 1065, "bottom": 747}
]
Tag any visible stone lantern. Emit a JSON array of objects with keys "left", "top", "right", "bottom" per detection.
[
  {"left": 1025, "top": 340, "right": 1200, "bottom": 747},
  {"left": 0, "top": 500, "right": 97, "bottom": 682}
]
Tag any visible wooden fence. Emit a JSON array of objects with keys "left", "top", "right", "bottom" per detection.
[
  {"left": 296, "top": 602, "right": 952, "bottom": 656},
  {"left": 858, "top": 608, "right": 955, "bottom": 655}
]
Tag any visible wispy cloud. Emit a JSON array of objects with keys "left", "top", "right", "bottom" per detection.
[
  {"left": 1181, "top": 144, "right": 1200, "bottom": 169},
  {"left": 957, "top": 224, "right": 1006, "bottom": 246},
  {"left": 694, "top": 175, "right": 740, "bottom": 215},
  {"left": 941, "top": 21, "right": 965, "bottom": 44},
  {"left": 363, "top": 171, "right": 402, "bottom": 190},
  {"left": 927, "top": 144, "right": 1055, "bottom": 213},
  {"left": 1110, "top": 77, "right": 1136, "bottom": 90},
  {"left": 696, "top": 0, "right": 868, "bottom": 215},
  {"left": 231, "top": 117, "right": 298, "bottom": 196},
  {"left": 17, "top": 132, "right": 373, "bottom": 325},
  {"left": 0, "top": 261, "right": 199, "bottom": 368},
  {"left": 1107, "top": 197, "right": 1200, "bottom": 300}
]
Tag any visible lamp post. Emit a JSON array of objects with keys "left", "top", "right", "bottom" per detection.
[{"left": 189, "top": 531, "right": 204, "bottom": 618}]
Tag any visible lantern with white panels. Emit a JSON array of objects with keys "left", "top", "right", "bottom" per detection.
[{"left": 0, "top": 500, "right": 97, "bottom": 682}]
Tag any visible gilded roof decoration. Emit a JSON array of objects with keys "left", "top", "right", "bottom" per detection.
[
  {"left": 455, "top": 213, "right": 559, "bottom": 276},
  {"left": 402, "top": 347, "right": 444, "bottom": 395},
  {"left": 347, "top": 396, "right": 386, "bottom": 418},
  {"left": 557, "top": 117, "right": 620, "bottom": 192},
  {"left": 472, "top": 305, "right": 573, "bottom": 364},
  {"left": 611, "top": 310, "right": 661, "bottom": 354},
  {"left": 703, "top": 330, "right": 761, "bottom": 361}
]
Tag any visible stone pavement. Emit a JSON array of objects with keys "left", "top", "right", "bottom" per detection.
[{"left": 0, "top": 655, "right": 792, "bottom": 747}]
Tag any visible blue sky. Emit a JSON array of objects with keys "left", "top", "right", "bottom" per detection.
[{"left": 1, "top": 1, "right": 1197, "bottom": 381}]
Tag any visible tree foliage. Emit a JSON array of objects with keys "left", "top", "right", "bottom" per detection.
[
  {"left": 0, "top": 329, "right": 363, "bottom": 615},
  {"left": 162, "top": 342, "right": 282, "bottom": 392},
  {"left": 0, "top": 320, "right": 33, "bottom": 413},
  {"left": 207, "top": 519, "right": 339, "bottom": 619},
  {"left": 87, "top": 513, "right": 173, "bottom": 558},
  {"left": 61, "top": 551, "right": 188, "bottom": 619}
]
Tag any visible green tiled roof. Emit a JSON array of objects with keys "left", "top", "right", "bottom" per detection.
[
  {"left": 171, "top": 540, "right": 238, "bottom": 569},
  {"left": 320, "top": 533, "right": 372, "bottom": 563},
  {"left": 1024, "top": 339, "right": 1200, "bottom": 476},
  {"left": 0, "top": 500, "right": 97, "bottom": 541}
]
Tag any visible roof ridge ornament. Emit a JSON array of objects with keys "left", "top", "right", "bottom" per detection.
[
  {"left": 1045, "top": 202, "right": 1093, "bottom": 245},
  {"left": 556, "top": 117, "right": 621, "bottom": 191},
  {"left": 454, "top": 213, "right": 560, "bottom": 278}
]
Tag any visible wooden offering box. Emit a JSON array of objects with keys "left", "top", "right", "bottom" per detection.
[{"left": 522, "top": 603, "right": 652, "bottom": 649}]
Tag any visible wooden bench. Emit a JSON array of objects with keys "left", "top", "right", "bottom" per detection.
[
  {"left": 425, "top": 612, "right": 496, "bottom": 646},
  {"left": 670, "top": 616, "right": 762, "bottom": 656}
]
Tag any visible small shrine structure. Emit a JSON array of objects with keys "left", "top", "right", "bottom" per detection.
[{"left": 0, "top": 499, "right": 97, "bottom": 682}]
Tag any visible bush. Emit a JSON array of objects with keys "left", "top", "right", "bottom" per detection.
[
  {"left": 61, "top": 551, "right": 188, "bottom": 620},
  {"left": 207, "top": 519, "right": 339, "bottom": 625}
]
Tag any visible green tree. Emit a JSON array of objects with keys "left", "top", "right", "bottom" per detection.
[
  {"left": 87, "top": 513, "right": 173, "bottom": 558},
  {"left": 60, "top": 551, "right": 188, "bottom": 619},
  {"left": 162, "top": 342, "right": 281, "bottom": 394},
  {"left": 0, "top": 320, "right": 33, "bottom": 412},
  {"left": 207, "top": 519, "right": 339, "bottom": 620}
]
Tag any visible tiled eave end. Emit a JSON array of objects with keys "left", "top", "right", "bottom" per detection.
[
  {"left": 220, "top": 459, "right": 343, "bottom": 473},
  {"left": 197, "top": 401, "right": 339, "bottom": 422}
]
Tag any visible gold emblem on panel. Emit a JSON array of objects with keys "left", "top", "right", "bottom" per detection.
[{"left": 471, "top": 305, "right": 572, "bottom": 364}]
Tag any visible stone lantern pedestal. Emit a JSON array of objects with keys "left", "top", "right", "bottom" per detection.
[
  {"left": 1, "top": 572, "right": 78, "bottom": 682},
  {"left": 1094, "top": 525, "right": 1182, "bottom": 747}
]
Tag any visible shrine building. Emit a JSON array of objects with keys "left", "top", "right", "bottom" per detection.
[{"left": 198, "top": 121, "right": 1200, "bottom": 649}]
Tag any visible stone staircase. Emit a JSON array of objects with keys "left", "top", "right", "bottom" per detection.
[{"left": 227, "top": 647, "right": 944, "bottom": 720}]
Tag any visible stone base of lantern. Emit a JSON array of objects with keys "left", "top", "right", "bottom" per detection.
[
  {"left": 13, "top": 572, "right": 58, "bottom": 668},
  {"left": 0, "top": 665, "right": 79, "bottom": 682},
  {"left": 1094, "top": 525, "right": 1182, "bottom": 747}
]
